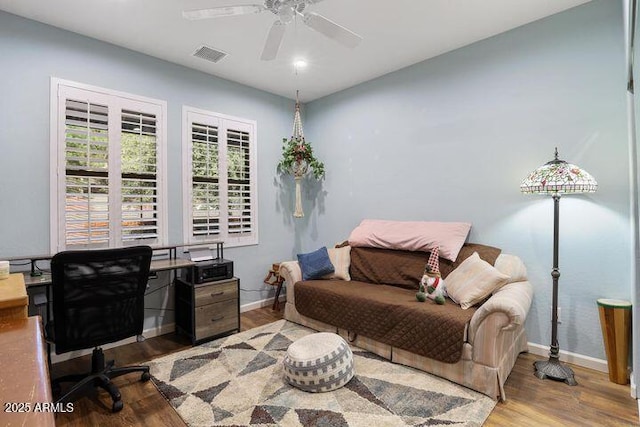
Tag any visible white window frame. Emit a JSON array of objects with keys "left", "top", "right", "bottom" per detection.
[
  {"left": 49, "top": 77, "right": 168, "bottom": 252},
  {"left": 182, "top": 105, "right": 258, "bottom": 248}
]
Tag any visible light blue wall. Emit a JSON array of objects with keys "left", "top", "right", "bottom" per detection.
[
  {"left": 0, "top": 11, "right": 299, "bottom": 311},
  {"left": 0, "top": 1, "right": 630, "bottom": 360},
  {"left": 302, "top": 0, "right": 629, "bottom": 360}
]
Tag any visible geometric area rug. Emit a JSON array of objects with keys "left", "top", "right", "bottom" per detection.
[{"left": 147, "top": 320, "right": 496, "bottom": 426}]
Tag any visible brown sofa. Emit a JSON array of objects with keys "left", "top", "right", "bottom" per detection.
[{"left": 279, "top": 243, "right": 533, "bottom": 401}]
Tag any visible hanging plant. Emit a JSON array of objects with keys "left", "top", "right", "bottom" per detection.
[
  {"left": 277, "top": 92, "right": 325, "bottom": 218},
  {"left": 277, "top": 136, "right": 325, "bottom": 179}
]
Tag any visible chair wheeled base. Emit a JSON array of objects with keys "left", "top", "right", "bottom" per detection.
[{"left": 52, "top": 347, "right": 150, "bottom": 413}]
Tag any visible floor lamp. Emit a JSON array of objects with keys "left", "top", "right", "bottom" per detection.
[{"left": 521, "top": 148, "right": 597, "bottom": 385}]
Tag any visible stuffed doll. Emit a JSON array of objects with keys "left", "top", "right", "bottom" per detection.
[
  {"left": 415, "top": 282, "right": 427, "bottom": 302},
  {"left": 421, "top": 266, "right": 446, "bottom": 304},
  {"left": 420, "top": 246, "right": 447, "bottom": 305}
]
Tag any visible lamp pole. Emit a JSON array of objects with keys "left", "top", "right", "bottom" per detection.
[
  {"left": 551, "top": 193, "right": 561, "bottom": 361},
  {"left": 533, "top": 193, "right": 577, "bottom": 385}
]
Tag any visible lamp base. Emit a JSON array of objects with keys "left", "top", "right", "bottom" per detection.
[{"left": 534, "top": 357, "right": 578, "bottom": 386}]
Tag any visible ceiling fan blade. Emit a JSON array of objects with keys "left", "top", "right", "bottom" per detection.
[
  {"left": 260, "top": 21, "right": 286, "bottom": 61},
  {"left": 182, "top": 5, "right": 265, "bottom": 20},
  {"left": 301, "top": 12, "right": 362, "bottom": 48}
]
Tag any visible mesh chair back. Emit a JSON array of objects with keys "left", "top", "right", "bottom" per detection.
[{"left": 50, "top": 246, "right": 152, "bottom": 354}]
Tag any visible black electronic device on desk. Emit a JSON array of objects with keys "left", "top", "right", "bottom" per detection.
[{"left": 186, "top": 242, "right": 234, "bottom": 284}]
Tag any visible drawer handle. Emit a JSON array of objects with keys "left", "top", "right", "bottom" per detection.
[
  {"left": 211, "top": 315, "right": 225, "bottom": 322},
  {"left": 210, "top": 291, "right": 224, "bottom": 297}
]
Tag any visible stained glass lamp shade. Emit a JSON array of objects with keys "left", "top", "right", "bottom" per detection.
[
  {"left": 521, "top": 149, "right": 597, "bottom": 194},
  {"left": 521, "top": 148, "right": 597, "bottom": 386}
]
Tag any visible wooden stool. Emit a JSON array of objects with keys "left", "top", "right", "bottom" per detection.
[{"left": 264, "top": 263, "right": 285, "bottom": 310}]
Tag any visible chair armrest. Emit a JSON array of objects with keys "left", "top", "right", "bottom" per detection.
[{"left": 468, "top": 280, "right": 533, "bottom": 344}]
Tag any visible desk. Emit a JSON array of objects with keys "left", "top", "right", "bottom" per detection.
[
  {"left": 0, "top": 317, "right": 55, "bottom": 427},
  {"left": 9, "top": 243, "right": 221, "bottom": 284},
  {"left": 22, "top": 257, "right": 196, "bottom": 288},
  {"left": 21, "top": 257, "right": 195, "bottom": 331}
]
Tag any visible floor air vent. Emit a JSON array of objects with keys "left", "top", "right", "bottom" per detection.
[{"left": 193, "top": 45, "right": 227, "bottom": 63}]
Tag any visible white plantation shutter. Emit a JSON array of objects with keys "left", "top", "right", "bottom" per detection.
[
  {"left": 63, "top": 100, "right": 110, "bottom": 247},
  {"left": 120, "top": 109, "right": 159, "bottom": 243},
  {"left": 51, "top": 79, "right": 167, "bottom": 252},
  {"left": 226, "top": 128, "right": 252, "bottom": 236},
  {"left": 191, "top": 122, "right": 220, "bottom": 238},
  {"left": 183, "top": 107, "right": 257, "bottom": 247}
]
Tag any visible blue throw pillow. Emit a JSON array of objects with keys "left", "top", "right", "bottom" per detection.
[{"left": 297, "top": 247, "right": 335, "bottom": 280}]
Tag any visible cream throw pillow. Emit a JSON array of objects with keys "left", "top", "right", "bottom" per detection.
[
  {"left": 323, "top": 246, "right": 351, "bottom": 281},
  {"left": 446, "top": 252, "right": 509, "bottom": 309},
  {"left": 494, "top": 254, "right": 528, "bottom": 284}
]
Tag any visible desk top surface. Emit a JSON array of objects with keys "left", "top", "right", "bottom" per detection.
[
  {"left": 22, "top": 257, "right": 195, "bottom": 287},
  {"left": 0, "top": 317, "right": 55, "bottom": 426}
]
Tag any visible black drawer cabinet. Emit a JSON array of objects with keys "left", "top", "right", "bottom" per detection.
[{"left": 175, "top": 277, "right": 240, "bottom": 344}]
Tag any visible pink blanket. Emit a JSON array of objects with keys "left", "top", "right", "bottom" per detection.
[{"left": 348, "top": 219, "right": 471, "bottom": 261}]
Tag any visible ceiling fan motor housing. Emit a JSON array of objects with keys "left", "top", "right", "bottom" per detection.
[{"left": 265, "top": 0, "right": 308, "bottom": 18}]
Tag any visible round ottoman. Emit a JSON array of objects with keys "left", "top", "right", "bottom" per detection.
[{"left": 283, "top": 332, "right": 354, "bottom": 393}]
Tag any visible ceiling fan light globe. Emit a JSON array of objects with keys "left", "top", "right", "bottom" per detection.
[{"left": 278, "top": 5, "right": 295, "bottom": 24}]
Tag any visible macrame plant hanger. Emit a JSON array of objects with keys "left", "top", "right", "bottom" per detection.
[{"left": 291, "top": 90, "right": 306, "bottom": 217}]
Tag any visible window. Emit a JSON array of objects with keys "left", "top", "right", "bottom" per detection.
[
  {"left": 182, "top": 106, "right": 258, "bottom": 247},
  {"left": 50, "top": 78, "right": 168, "bottom": 252}
]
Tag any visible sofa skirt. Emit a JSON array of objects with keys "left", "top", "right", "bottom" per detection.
[{"left": 284, "top": 301, "right": 528, "bottom": 401}]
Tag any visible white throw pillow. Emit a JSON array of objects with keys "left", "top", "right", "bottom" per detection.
[
  {"left": 323, "top": 246, "right": 351, "bottom": 281},
  {"left": 445, "top": 252, "right": 509, "bottom": 309}
]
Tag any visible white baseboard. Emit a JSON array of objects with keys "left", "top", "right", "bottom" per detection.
[
  {"left": 51, "top": 323, "right": 176, "bottom": 364},
  {"left": 527, "top": 342, "right": 608, "bottom": 373},
  {"left": 240, "top": 295, "right": 286, "bottom": 313},
  {"left": 51, "top": 297, "right": 287, "bottom": 364}
]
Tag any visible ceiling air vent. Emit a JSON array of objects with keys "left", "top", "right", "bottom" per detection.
[{"left": 193, "top": 45, "right": 228, "bottom": 63}]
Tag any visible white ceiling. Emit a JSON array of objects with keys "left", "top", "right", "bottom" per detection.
[{"left": 0, "top": 0, "right": 591, "bottom": 102}]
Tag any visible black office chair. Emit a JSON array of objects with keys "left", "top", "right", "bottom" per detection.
[{"left": 47, "top": 245, "right": 153, "bottom": 413}]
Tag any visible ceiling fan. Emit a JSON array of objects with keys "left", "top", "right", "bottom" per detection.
[{"left": 183, "top": 0, "right": 363, "bottom": 61}]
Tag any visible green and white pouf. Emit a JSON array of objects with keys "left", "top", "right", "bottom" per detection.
[{"left": 283, "top": 332, "right": 354, "bottom": 392}]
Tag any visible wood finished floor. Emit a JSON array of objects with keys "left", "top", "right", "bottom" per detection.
[{"left": 51, "top": 306, "right": 639, "bottom": 426}]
